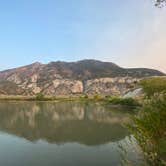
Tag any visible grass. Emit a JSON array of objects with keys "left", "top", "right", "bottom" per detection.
[
  {"left": 106, "top": 96, "right": 141, "bottom": 107},
  {"left": 0, "top": 95, "right": 79, "bottom": 102},
  {"left": 0, "top": 93, "right": 140, "bottom": 108},
  {"left": 79, "top": 94, "right": 141, "bottom": 107},
  {"left": 127, "top": 77, "right": 166, "bottom": 165},
  {"left": 128, "top": 93, "right": 166, "bottom": 165}
]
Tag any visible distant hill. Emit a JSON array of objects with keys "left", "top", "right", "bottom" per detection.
[{"left": 0, "top": 59, "right": 165, "bottom": 95}]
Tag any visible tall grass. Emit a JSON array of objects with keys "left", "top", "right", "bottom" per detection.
[
  {"left": 127, "top": 77, "right": 166, "bottom": 165},
  {"left": 128, "top": 93, "right": 166, "bottom": 165}
]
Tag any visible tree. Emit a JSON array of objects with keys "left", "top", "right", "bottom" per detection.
[{"left": 155, "top": 0, "right": 166, "bottom": 7}]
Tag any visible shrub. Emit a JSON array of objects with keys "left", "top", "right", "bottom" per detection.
[
  {"left": 140, "top": 77, "right": 166, "bottom": 97},
  {"left": 93, "top": 94, "right": 103, "bottom": 101},
  {"left": 83, "top": 94, "right": 88, "bottom": 99},
  {"left": 107, "top": 97, "right": 140, "bottom": 106},
  {"left": 36, "top": 93, "right": 45, "bottom": 100},
  {"left": 105, "top": 95, "right": 111, "bottom": 99},
  {"left": 128, "top": 93, "right": 166, "bottom": 165}
]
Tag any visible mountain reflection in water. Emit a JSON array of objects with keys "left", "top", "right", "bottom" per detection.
[
  {"left": 0, "top": 101, "right": 130, "bottom": 145},
  {"left": 0, "top": 101, "right": 145, "bottom": 166}
]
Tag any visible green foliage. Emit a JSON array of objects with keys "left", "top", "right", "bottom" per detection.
[
  {"left": 35, "top": 93, "right": 45, "bottom": 101},
  {"left": 107, "top": 97, "right": 140, "bottom": 107},
  {"left": 84, "top": 94, "right": 88, "bottom": 99},
  {"left": 81, "top": 94, "right": 88, "bottom": 99},
  {"left": 128, "top": 93, "right": 166, "bottom": 165},
  {"left": 93, "top": 94, "right": 103, "bottom": 101},
  {"left": 140, "top": 77, "right": 166, "bottom": 97}
]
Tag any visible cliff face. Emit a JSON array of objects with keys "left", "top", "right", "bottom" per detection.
[
  {"left": 84, "top": 77, "right": 140, "bottom": 96},
  {"left": 0, "top": 60, "right": 164, "bottom": 96}
]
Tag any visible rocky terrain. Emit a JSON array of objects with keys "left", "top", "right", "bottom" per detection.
[{"left": 0, "top": 60, "right": 165, "bottom": 96}]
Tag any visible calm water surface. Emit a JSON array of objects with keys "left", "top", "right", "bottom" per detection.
[{"left": 0, "top": 101, "right": 143, "bottom": 166}]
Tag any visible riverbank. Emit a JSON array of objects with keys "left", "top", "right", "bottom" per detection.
[
  {"left": 0, "top": 94, "right": 141, "bottom": 108},
  {"left": 0, "top": 95, "right": 82, "bottom": 101}
]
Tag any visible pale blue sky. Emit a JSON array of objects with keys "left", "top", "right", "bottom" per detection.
[{"left": 0, "top": 0, "right": 166, "bottom": 72}]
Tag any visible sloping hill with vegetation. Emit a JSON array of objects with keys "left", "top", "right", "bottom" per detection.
[{"left": 0, "top": 60, "right": 165, "bottom": 95}]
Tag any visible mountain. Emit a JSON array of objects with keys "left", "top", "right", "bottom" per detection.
[{"left": 0, "top": 59, "right": 165, "bottom": 96}]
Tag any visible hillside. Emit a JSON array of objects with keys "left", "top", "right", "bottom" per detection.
[{"left": 0, "top": 59, "right": 165, "bottom": 96}]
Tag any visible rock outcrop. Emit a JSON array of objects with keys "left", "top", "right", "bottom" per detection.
[
  {"left": 123, "top": 88, "right": 144, "bottom": 99},
  {"left": 84, "top": 77, "right": 140, "bottom": 96},
  {"left": 43, "top": 79, "right": 83, "bottom": 95},
  {"left": 0, "top": 76, "right": 143, "bottom": 96},
  {"left": 0, "top": 60, "right": 165, "bottom": 96}
]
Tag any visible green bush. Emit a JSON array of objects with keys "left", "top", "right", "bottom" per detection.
[
  {"left": 84, "top": 95, "right": 88, "bottom": 99},
  {"left": 93, "top": 94, "right": 103, "bottom": 101},
  {"left": 107, "top": 97, "right": 140, "bottom": 106},
  {"left": 105, "top": 95, "right": 112, "bottom": 99},
  {"left": 128, "top": 93, "right": 166, "bottom": 165},
  {"left": 79, "top": 94, "right": 89, "bottom": 100},
  {"left": 140, "top": 77, "right": 166, "bottom": 97},
  {"left": 35, "top": 93, "right": 45, "bottom": 100},
  {"left": 83, "top": 94, "right": 88, "bottom": 99}
]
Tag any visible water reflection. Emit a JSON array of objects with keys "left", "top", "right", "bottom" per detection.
[
  {"left": 0, "top": 101, "right": 130, "bottom": 145},
  {"left": 0, "top": 101, "right": 145, "bottom": 166}
]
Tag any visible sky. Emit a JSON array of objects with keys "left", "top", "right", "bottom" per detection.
[{"left": 0, "top": 0, "right": 166, "bottom": 73}]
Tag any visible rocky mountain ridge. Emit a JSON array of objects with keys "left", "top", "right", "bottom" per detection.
[{"left": 0, "top": 60, "right": 165, "bottom": 96}]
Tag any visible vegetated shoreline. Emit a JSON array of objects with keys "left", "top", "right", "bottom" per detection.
[
  {"left": 0, "top": 94, "right": 141, "bottom": 108},
  {"left": 0, "top": 94, "right": 80, "bottom": 101}
]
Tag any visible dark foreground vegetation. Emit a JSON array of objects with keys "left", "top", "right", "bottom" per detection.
[{"left": 128, "top": 77, "right": 166, "bottom": 165}]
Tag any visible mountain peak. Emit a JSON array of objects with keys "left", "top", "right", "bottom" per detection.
[
  {"left": 0, "top": 59, "right": 165, "bottom": 79},
  {"left": 31, "top": 61, "right": 42, "bottom": 66}
]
